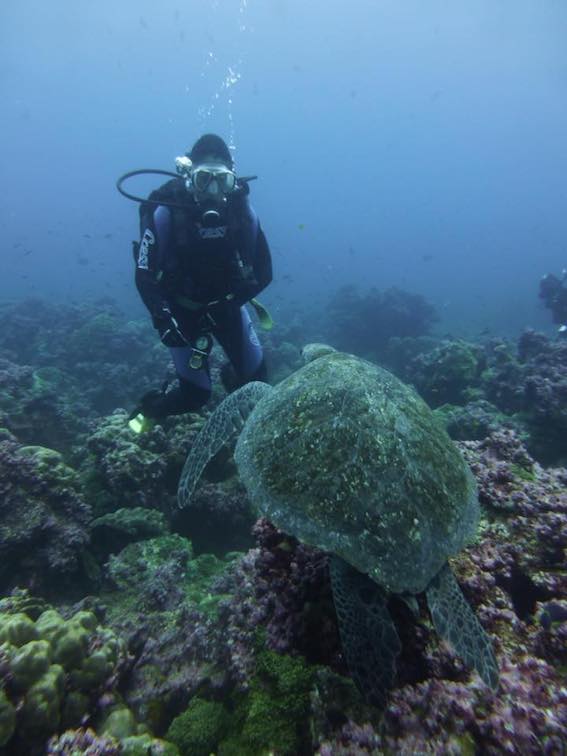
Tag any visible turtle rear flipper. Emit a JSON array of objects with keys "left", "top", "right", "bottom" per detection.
[
  {"left": 330, "top": 556, "right": 401, "bottom": 708},
  {"left": 177, "top": 381, "right": 271, "bottom": 508},
  {"left": 426, "top": 563, "right": 499, "bottom": 689}
]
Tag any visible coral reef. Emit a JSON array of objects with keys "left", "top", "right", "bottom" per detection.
[
  {"left": 172, "top": 482, "right": 255, "bottom": 556},
  {"left": 166, "top": 698, "right": 230, "bottom": 756},
  {"left": 1, "top": 295, "right": 566, "bottom": 754},
  {"left": 385, "top": 329, "right": 567, "bottom": 464},
  {"left": 165, "top": 648, "right": 315, "bottom": 756},
  {"left": 98, "top": 536, "right": 236, "bottom": 734},
  {"left": 0, "top": 358, "right": 88, "bottom": 453},
  {"left": 78, "top": 412, "right": 203, "bottom": 517},
  {"left": 213, "top": 519, "right": 339, "bottom": 687},
  {"left": 0, "top": 601, "right": 130, "bottom": 753},
  {"left": 106, "top": 535, "right": 193, "bottom": 613},
  {"left": 202, "top": 433, "right": 567, "bottom": 753},
  {"left": 0, "top": 431, "right": 91, "bottom": 597},
  {"left": 90, "top": 507, "right": 169, "bottom": 562},
  {"left": 0, "top": 299, "right": 163, "bottom": 416},
  {"left": 406, "top": 339, "right": 484, "bottom": 407},
  {"left": 435, "top": 398, "right": 522, "bottom": 441},
  {"left": 326, "top": 285, "right": 438, "bottom": 358},
  {"left": 46, "top": 727, "right": 179, "bottom": 755}
]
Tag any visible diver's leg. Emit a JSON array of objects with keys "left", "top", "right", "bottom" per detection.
[
  {"left": 142, "top": 343, "right": 212, "bottom": 419},
  {"left": 214, "top": 305, "right": 266, "bottom": 391},
  {"left": 426, "top": 563, "right": 499, "bottom": 689},
  {"left": 330, "top": 556, "right": 401, "bottom": 708}
]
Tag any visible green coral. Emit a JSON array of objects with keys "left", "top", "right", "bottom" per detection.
[
  {"left": 509, "top": 462, "right": 536, "bottom": 482},
  {"left": 90, "top": 507, "right": 169, "bottom": 560},
  {"left": 185, "top": 553, "right": 235, "bottom": 615},
  {"left": 414, "top": 340, "right": 481, "bottom": 407},
  {"left": 0, "top": 689, "right": 16, "bottom": 747},
  {"left": 167, "top": 698, "right": 230, "bottom": 756},
  {"left": 19, "top": 663, "right": 65, "bottom": 737},
  {"left": 165, "top": 649, "right": 315, "bottom": 756},
  {"left": 18, "top": 445, "right": 77, "bottom": 486},
  {"left": 10, "top": 639, "right": 51, "bottom": 689},
  {"left": 104, "top": 534, "right": 234, "bottom": 617},
  {"left": 122, "top": 733, "right": 180, "bottom": 755},
  {"left": 107, "top": 534, "right": 192, "bottom": 593},
  {"left": 51, "top": 621, "right": 90, "bottom": 670},
  {"left": 235, "top": 649, "right": 314, "bottom": 755},
  {"left": 101, "top": 707, "right": 138, "bottom": 738},
  {"left": 0, "top": 601, "right": 127, "bottom": 749},
  {"left": 0, "top": 612, "right": 38, "bottom": 646}
]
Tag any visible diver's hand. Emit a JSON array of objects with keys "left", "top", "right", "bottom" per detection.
[{"left": 154, "top": 311, "right": 189, "bottom": 348}]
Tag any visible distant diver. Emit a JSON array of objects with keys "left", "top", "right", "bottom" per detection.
[
  {"left": 117, "top": 133, "right": 273, "bottom": 432},
  {"left": 539, "top": 269, "right": 567, "bottom": 336}
]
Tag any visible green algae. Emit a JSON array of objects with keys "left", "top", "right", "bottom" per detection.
[{"left": 164, "top": 646, "right": 316, "bottom": 756}]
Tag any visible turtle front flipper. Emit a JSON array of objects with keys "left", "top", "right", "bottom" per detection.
[
  {"left": 330, "top": 556, "right": 401, "bottom": 708},
  {"left": 426, "top": 563, "right": 499, "bottom": 689},
  {"left": 177, "top": 381, "right": 271, "bottom": 508}
]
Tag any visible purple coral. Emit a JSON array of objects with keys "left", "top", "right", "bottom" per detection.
[
  {"left": 47, "top": 728, "right": 121, "bottom": 755},
  {"left": 213, "top": 518, "right": 340, "bottom": 686},
  {"left": 460, "top": 430, "right": 567, "bottom": 600}
]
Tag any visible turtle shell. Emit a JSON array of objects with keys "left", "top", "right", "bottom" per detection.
[{"left": 235, "top": 352, "right": 479, "bottom": 594}]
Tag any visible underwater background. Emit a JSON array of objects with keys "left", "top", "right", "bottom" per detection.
[{"left": 1, "top": 1, "right": 567, "bottom": 754}]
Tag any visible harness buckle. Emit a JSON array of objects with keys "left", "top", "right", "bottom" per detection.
[{"left": 188, "top": 335, "right": 211, "bottom": 370}]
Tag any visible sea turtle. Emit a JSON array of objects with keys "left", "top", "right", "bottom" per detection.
[{"left": 178, "top": 345, "right": 498, "bottom": 705}]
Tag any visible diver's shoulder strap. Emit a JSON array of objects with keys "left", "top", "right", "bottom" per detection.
[{"left": 140, "top": 180, "right": 191, "bottom": 231}]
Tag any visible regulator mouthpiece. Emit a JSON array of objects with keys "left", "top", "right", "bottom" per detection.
[{"left": 201, "top": 208, "right": 222, "bottom": 227}]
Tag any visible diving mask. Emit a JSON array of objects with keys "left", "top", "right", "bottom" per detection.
[{"left": 190, "top": 164, "right": 237, "bottom": 195}]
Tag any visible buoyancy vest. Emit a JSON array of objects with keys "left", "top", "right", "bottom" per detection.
[{"left": 140, "top": 180, "right": 259, "bottom": 307}]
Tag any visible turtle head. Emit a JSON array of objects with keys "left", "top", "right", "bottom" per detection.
[{"left": 301, "top": 343, "right": 337, "bottom": 364}]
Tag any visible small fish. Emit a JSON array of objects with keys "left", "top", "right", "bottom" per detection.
[
  {"left": 422, "top": 253, "right": 434, "bottom": 262},
  {"left": 539, "top": 601, "right": 567, "bottom": 630},
  {"left": 297, "top": 223, "right": 305, "bottom": 231},
  {"left": 82, "top": 234, "right": 92, "bottom": 239},
  {"left": 103, "top": 233, "right": 113, "bottom": 239},
  {"left": 23, "top": 249, "right": 33, "bottom": 256}
]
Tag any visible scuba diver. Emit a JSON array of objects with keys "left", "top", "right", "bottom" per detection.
[
  {"left": 539, "top": 270, "right": 567, "bottom": 336},
  {"left": 122, "top": 133, "right": 273, "bottom": 430}
]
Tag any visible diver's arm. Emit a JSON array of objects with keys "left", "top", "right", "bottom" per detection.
[
  {"left": 230, "top": 226, "right": 273, "bottom": 306},
  {"left": 252, "top": 226, "right": 273, "bottom": 294},
  {"left": 134, "top": 209, "right": 174, "bottom": 324},
  {"left": 135, "top": 269, "right": 168, "bottom": 323}
]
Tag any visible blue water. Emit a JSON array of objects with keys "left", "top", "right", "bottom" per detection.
[{"left": 2, "top": 0, "right": 566, "bottom": 337}]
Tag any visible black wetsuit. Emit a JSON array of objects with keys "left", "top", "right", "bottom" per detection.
[
  {"left": 540, "top": 273, "right": 567, "bottom": 326},
  {"left": 134, "top": 180, "right": 272, "bottom": 417}
]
